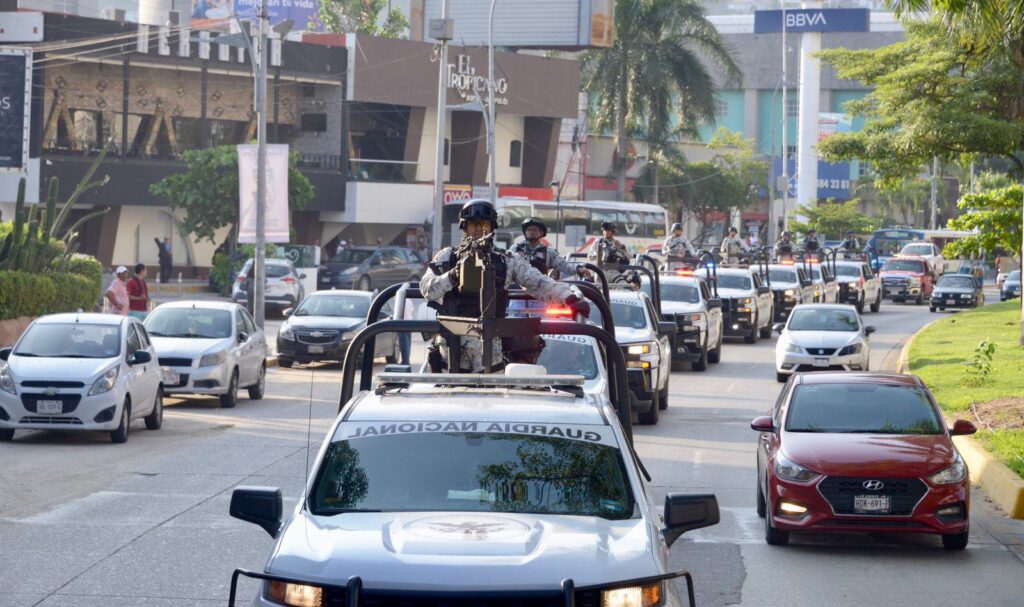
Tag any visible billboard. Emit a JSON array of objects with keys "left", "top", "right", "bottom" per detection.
[
  {"left": 238, "top": 144, "right": 291, "bottom": 243},
  {"left": 191, "top": 0, "right": 322, "bottom": 31},
  {"left": 422, "top": 0, "right": 613, "bottom": 48},
  {"left": 0, "top": 48, "right": 31, "bottom": 172},
  {"left": 754, "top": 9, "right": 870, "bottom": 34},
  {"left": 772, "top": 112, "right": 854, "bottom": 201}
]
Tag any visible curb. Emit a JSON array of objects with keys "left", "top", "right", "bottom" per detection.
[{"left": 898, "top": 316, "right": 1024, "bottom": 520}]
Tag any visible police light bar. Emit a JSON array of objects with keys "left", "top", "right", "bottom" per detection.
[
  {"left": 780, "top": 260, "right": 795, "bottom": 266},
  {"left": 546, "top": 306, "right": 574, "bottom": 317},
  {"left": 675, "top": 269, "right": 694, "bottom": 277},
  {"left": 376, "top": 373, "right": 586, "bottom": 387}
]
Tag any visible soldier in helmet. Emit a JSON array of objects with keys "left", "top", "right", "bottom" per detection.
[
  {"left": 421, "top": 199, "right": 590, "bottom": 373},
  {"left": 588, "top": 221, "right": 631, "bottom": 266},
  {"left": 720, "top": 226, "right": 749, "bottom": 264},
  {"left": 510, "top": 217, "right": 590, "bottom": 278},
  {"left": 774, "top": 230, "right": 794, "bottom": 258},
  {"left": 802, "top": 228, "right": 821, "bottom": 253},
  {"left": 662, "top": 222, "right": 697, "bottom": 261}
]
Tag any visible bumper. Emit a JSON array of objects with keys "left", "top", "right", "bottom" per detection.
[
  {"left": 1001, "top": 288, "right": 1020, "bottom": 300},
  {"left": 161, "top": 363, "right": 232, "bottom": 396},
  {"left": 318, "top": 275, "right": 356, "bottom": 289},
  {"left": 723, "top": 313, "right": 755, "bottom": 337},
  {"left": 626, "top": 368, "right": 655, "bottom": 410},
  {"left": 278, "top": 338, "right": 353, "bottom": 362},
  {"left": 883, "top": 285, "right": 922, "bottom": 299},
  {"left": 840, "top": 286, "right": 863, "bottom": 304},
  {"left": 0, "top": 390, "right": 124, "bottom": 432},
  {"left": 672, "top": 329, "right": 704, "bottom": 361},
  {"left": 777, "top": 351, "right": 867, "bottom": 375},
  {"left": 930, "top": 296, "right": 978, "bottom": 309},
  {"left": 768, "top": 475, "right": 969, "bottom": 536}
]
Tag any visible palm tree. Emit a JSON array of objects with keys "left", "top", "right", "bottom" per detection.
[
  {"left": 890, "top": 1, "right": 1024, "bottom": 66},
  {"left": 582, "top": 0, "right": 740, "bottom": 201}
]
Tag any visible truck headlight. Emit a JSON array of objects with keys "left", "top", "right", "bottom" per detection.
[
  {"left": 199, "top": 350, "right": 228, "bottom": 367},
  {"left": 928, "top": 455, "right": 967, "bottom": 485},
  {"left": 627, "top": 344, "right": 652, "bottom": 356},
  {"left": 784, "top": 289, "right": 796, "bottom": 298},
  {"left": 740, "top": 297, "right": 753, "bottom": 305},
  {"left": 908, "top": 277, "right": 921, "bottom": 287},
  {"left": 266, "top": 580, "right": 323, "bottom": 607},
  {"left": 0, "top": 364, "right": 16, "bottom": 395},
  {"left": 602, "top": 581, "right": 663, "bottom": 606},
  {"left": 88, "top": 366, "right": 119, "bottom": 396},
  {"left": 775, "top": 453, "right": 819, "bottom": 482}
]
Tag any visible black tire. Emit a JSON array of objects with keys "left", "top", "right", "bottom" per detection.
[
  {"left": 764, "top": 509, "right": 790, "bottom": 546},
  {"left": 691, "top": 343, "right": 708, "bottom": 372},
  {"left": 776, "top": 372, "right": 789, "bottom": 383},
  {"left": 870, "top": 291, "right": 881, "bottom": 313},
  {"left": 0, "top": 428, "right": 13, "bottom": 441},
  {"left": 916, "top": 292, "right": 924, "bottom": 305},
  {"left": 756, "top": 479, "right": 766, "bottom": 518},
  {"left": 144, "top": 389, "right": 163, "bottom": 430},
  {"left": 658, "top": 383, "right": 669, "bottom": 410},
  {"left": 759, "top": 317, "right": 773, "bottom": 339},
  {"left": 110, "top": 401, "right": 130, "bottom": 444},
  {"left": 247, "top": 364, "right": 266, "bottom": 400},
  {"left": 744, "top": 318, "right": 758, "bottom": 344},
  {"left": 708, "top": 337, "right": 722, "bottom": 364},
  {"left": 357, "top": 276, "right": 372, "bottom": 291},
  {"left": 220, "top": 370, "right": 239, "bottom": 408},
  {"left": 930, "top": 306, "right": 936, "bottom": 313},
  {"left": 942, "top": 530, "right": 969, "bottom": 551},
  {"left": 278, "top": 358, "right": 294, "bottom": 368},
  {"left": 638, "top": 392, "right": 659, "bottom": 425}
]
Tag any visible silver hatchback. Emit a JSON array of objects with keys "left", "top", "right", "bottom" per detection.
[{"left": 232, "top": 258, "right": 306, "bottom": 313}]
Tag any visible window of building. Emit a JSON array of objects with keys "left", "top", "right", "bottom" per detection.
[
  {"left": 509, "top": 140, "right": 523, "bottom": 168},
  {"left": 786, "top": 97, "right": 799, "bottom": 118},
  {"left": 210, "top": 119, "right": 247, "bottom": 147},
  {"left": 174, "top": 117, "right": 203, "bottom": 151},
  {"left": 786, "top": 145, "right": 797, "bottom": 161},
  {"left": 714, "top": 98, "right": 728, "bottom": 118}
]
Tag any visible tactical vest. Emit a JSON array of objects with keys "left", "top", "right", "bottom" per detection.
[
  {"left": 515, "top": 242, "right": 549, "bottom": 273},
  {"left": 433, "top": 247, "right": 509, "bottom": 318},
  {"left": 599, "top": 239, "right": 629, "bottom": 266}
]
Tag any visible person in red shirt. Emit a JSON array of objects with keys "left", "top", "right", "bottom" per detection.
[{"left": 127, "top": 263, "right": 151, "bottom": 320}]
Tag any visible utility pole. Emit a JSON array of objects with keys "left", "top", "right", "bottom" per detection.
[
  {"left": 487, "top": 0, "right": 498, "bottom": 204},
  {"left": 253, "top": 0, "right": 268, "bottom": 328},
  {"left": 780, "top": 0, "right": 789, "bottom": 232},
  {"left": 929, "top": 156, "right": 939, "bottom": 230},
  {"left": 430, "top": 0, "right": 452, "bottom": 254}
]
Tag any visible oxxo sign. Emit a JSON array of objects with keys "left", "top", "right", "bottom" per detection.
[
  {"left": 447, "top": 54, "right": 509, "bottom": 106},
  {"left": 753, "top": 8, "right": 870, "bottom": 34}
]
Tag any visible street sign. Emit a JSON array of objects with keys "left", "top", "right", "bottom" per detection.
[
  {"left": 0, "top": 48, "right": 31, "bottom": 172},
  {"left": 754, "top": 9, "right": 870, "bottom": 34}
]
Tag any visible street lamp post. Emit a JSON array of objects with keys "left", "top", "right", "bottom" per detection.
[
  {"left": 430, "top": 0, "right": 451, "bottom": 254},
  {"left": 253, "top": 0, "right": 268, "bottom": 328},
  {"left": 487, "top": 0, "right": 498, "bottom": 204}
]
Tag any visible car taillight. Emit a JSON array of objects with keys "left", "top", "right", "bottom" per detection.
[
  {"left": 281, "top": 277, "right": 295, "bottom": 284},
  {"left": 238, "top": 273, "right": 247, "bottom": 282}
]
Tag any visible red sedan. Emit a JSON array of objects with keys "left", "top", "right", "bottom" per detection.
[{"left": 752, "top": 372, "right": 976, "bottom": 550}]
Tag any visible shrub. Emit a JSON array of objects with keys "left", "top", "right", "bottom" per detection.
[
  {"left": 65, "top": 255, "right": 103, "bottom": 286},
  {"left": 0, "top": 271, "right": 100, "bottom": 320}
]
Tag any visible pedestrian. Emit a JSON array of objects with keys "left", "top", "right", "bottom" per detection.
[
  {"left": 105, "top": 266, "right": 130, "bottom": 316},
  {"left": 155, "top": 236, "right": 172, "bottom": 283},
  {"left": 126, "top": 263, "right": 150, "bottom": 320}
]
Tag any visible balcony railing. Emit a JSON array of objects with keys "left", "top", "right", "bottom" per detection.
[{"left": 348, "top": 158, "right": 418, "bottom": 183}]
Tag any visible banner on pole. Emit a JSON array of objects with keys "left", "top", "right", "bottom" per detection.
[
  {"left": 238, "top": 144, "right": 291, "bottom": 243},
  {"left": 0, "top": 48, "right": 32, "bottom": 172}
]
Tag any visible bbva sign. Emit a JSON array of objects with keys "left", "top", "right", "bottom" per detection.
[{"left": 753, "top": 8, "right": 870, "bottom": 34}]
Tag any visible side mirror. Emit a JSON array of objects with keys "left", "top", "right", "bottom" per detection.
[
  {"left": 238, "top": 331, "right": 249, "bottom": 343},
  {"left": 230, "top": 486, "right": 283, "bottom": 538},
  {"left": 750, "top": 415, "right": 775, "bottom": 432},
  {"left": 864, "top": 326, "right": 876, "bottom": 336},
  {"left": 0, "top": 347, "right": 10, "bottom": 361},
  {"left": 950, "top": 419, "right": 978, "bottom": 436},
  {"left": 772, "top": 322, "right": 785, "bottom": 334},
  {"left": 757, "top": 286, "right": 771, "bottom": 295},
  {"left": 706, "top": 298, "right": 722, "bottom": 309},
  {"left": 662, "top": 493, "right": 720, "bottom": 547},
  {"left": 282, "top": 308, "right": 293, "bottom": 317},
  {"left": 128, "top": 350, "right": 152, "bottom": 365},
  {"left": 658, "top": 321, "right": 677, "bottom": 336}
]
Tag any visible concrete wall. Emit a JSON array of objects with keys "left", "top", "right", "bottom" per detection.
[{"left": 108, "top": 206, "right": 229, "bottom": 271}]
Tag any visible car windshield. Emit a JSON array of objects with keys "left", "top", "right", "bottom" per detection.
[
  {"left": 660, "top": 283, "right": 700, "bottom": 304},
  {"left": 768, "top": 269, "right": 798, "bottom": 284},
  {"left": 717, "top": 274, "right": 752, "bottom": 290},
  {"left": 835, "top": 265, "right": 861, "bottom": 278},
  {"left": 611, "top": 301, "right": 648, "bottom": 330},
  {"left": 788, "top": 308, "right": 860, "bottom": 332},
  {"left": 145, "top": 308, "right": 232, "bottom": 339},
  {"left": 14, "top": 323, "right": 120, "bottom": 358},
  {"left": 882, "top": 259, "right": 925, "bottom": 273},
  {"left": 310, "top": 431, "right": 635, "bottom": 519},
  {"left": 294, "top": 295, "right": 369, "bottom": 317},
  {"left": 329, "top": 250, "right": 374, "bottom": 265},
  {"left": 786, "top": 384, "right": 943, "bottom": 434},
  {"left": 809, "top": 267, "right": 823, "bottom": 281},
  {"left": 902, "top": 244, "right": 933, "bottom": 256},
  {"left": 938, "top": 276, "right": 977, "bottom": 289},
  {"left": 536, "top": 336, "right": 600, "bottom": 380},
  {"left": 1008, "top": 271, "right": 1020, "bottom": 281}
]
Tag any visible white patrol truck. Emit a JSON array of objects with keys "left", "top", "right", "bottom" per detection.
[
  {"left": 709, "top": 267, "right": 774, "bottom": 343},
  {"left": 834, "top": 260, "right": 882, "bottom": 313},
  {"left": 536, "top": 333, "right": 610, "bottom": 404},
  {"left": 650, "top": 273, "right": 723, "bottom": 371},
  {"left": 759, "top": 263, "right": 816, "bottom": 322},
  {"left": 228, "top": 369, "right": 720, "bottom": 607},
  {"left": 608, "top": 290, "right": 673, "bottom": 425}
]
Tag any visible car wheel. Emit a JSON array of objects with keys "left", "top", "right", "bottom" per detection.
[
  {"left": 110, "top": 401, "right": 130, "bottom": 444},
  {"left": 942, "top": 530, "right": 969, "bottom": 551},
  {"left": 776, "top": 372, "right": 788, "bottom": 383},
  {"left": 220, "top": 370, "right": 239, "bottom": 408},
  {"left": 691, "top": 343, "right": 708, "bottom": 372},
  {"left": 0, "top": 428, "right": 14, "bottom": 441},
  {"left": 247, "top": 364, "right": 266, "bottom": 400},
  {"left": 708, "top": 334, "right": 722, "bottom": 364},
  {"left": 357, "top": 276, "right": 372, "bottom": 291},
  {"left": 658, "top": 382, "right": 669, "bottom": 411},
  {"left": 385, "top": 338, "right": 400, "bottom": 364},
  {"left": 144, "top": 389, "right": 163, "bottom": 430},
  {"left": 764, "top": 506, "right": 789, "bottom": 546},
  {"left": 929, "top": 306, "right": 936, "bottom": 313},
  {"left": 756, "top": 479, "right": 766, "bottom": 518},
  {"left": 278, "top": 358, "right": 294, "bottom": 368},
  {"left": 744, "top": 317, "right": 758, "bottom": 344},
  {"left": 638, "top": 392, "right": 659, "bottom": 425},
  {"left": 916, "top": 293, "right": 924, "bottom": 305}
]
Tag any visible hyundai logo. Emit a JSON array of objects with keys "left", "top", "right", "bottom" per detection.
[{"left": 862, "top": 480, "right": 885, "bottom": 491}]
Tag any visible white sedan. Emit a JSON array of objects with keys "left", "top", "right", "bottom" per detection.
[
  {"left": 773, "top": 304, "right": 875, "bottom": 383},
  {"left": 145, "top": 301, "right": 267, "bottom": 408},
  {"left": 0, "top": 314, "right": 163, "bottom": 443}
]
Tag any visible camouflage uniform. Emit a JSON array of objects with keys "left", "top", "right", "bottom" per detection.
[
  {"left": 662, "top": 235, "right": 697, "bottom": 258},
  {"left": 720, "top": 236, "right": 749, "bottom": 264},
  {"left": 510, "top": 240, "right": 581, "bottom": 276},
  {"left": 421, "top": 246, "right": 574, "bottom": 373}
]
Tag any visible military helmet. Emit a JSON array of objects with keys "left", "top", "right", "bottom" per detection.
[
  {"left": 521, "top": 217, "right": 547, "bottom": 237},
  {"left": 458, "top": 199, "right": 498, "bottom": 230},
  {"left": 601, "top": 221, "right": 617, "bottom": 232},
  {"left": 670, "top": 222, "right": 683, "bottom": 232}
]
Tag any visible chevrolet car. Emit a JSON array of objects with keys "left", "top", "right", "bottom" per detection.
[{"left": 277, "top": 290, "right": 399, "bottom": 368}]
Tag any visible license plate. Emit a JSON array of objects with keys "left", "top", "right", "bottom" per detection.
[
  {"left": 812, "top": 357, "right": 830, "bottom": 368},
  {"left": 946, "top": 299, "right": 956, "bottom": 305},
  {"left": 886, "top": 287, "right": 898, "bottom": 294},
  {"left": 308, "top": 345, "right": 324, "bottom": 354},
  {"left": 162, "top": 370, "right": 180, "bottom": 386},
  {"left": 853, "top": 495, "right": 891, "bottom": 513},
  {"left": 37, "top": 399, "right": 63, "bottom": 415}
]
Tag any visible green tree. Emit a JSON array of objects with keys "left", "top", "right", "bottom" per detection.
[
  {"left": 787, "top": 200, "right": 881, "bottom": 241},
  {"left": 581, "top": 0, "right": 739, "bottom": 200},
  {"left": 319, "top": 0, "right": 409, "bottom": 38},
  {"left": 944, "top": 185, "right": 1022, "bottom": 261},
  {"left": 149, "top": 146, "right": 315, "bottom": 248}
]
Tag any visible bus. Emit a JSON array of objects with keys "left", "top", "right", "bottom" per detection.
[
  {"left": 866, "top": 228, "right": 924, "bottom": 271},
  {"left": 439, "top": 198, "right": 669, "bottom": 255}
]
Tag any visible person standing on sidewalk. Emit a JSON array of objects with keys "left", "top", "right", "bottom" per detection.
[
  {"left": 155, "top": 237, "right": 173, "bottom": 283},
  {"left": 127, "top": 263, "right": 150, "bottom": 320},
  {"left": 105, "top": 266, "right": 130, "bottom": 315}
]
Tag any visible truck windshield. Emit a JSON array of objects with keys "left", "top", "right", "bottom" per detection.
[
  {"left": 882, "top": 259, "right": 925, "bottom": 273},
  {"left": 310, "top": 431, "right": 635, "bottom": 519}
]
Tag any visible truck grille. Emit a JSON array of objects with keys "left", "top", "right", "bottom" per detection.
[
  {"left": 818, "top": 476, "right": 928, "bottom": 516},
  {"left": 882, "top": 277, "right": 908, "bottom": 287},
  {"left": 323, "top": 590, "right": 601, "bottom": 607}
]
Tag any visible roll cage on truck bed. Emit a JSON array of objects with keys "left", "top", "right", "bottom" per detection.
[{"left": 227, "top": 251, "right": 720, "bottom": 607}]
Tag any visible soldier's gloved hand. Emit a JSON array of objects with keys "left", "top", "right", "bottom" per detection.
[
  {"left": 576, "top": 266, "right": 593, "bottom": 279},
  {"left": 447, "top": 263, "right": 460, "bottom": 285},
  {"left": 565, "top": 294, "right": 590, "bottom": 319}
]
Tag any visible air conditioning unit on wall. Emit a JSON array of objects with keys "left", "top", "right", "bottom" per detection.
[{"left": 100, "top": 7, "right": 127, "bottom": 23}]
